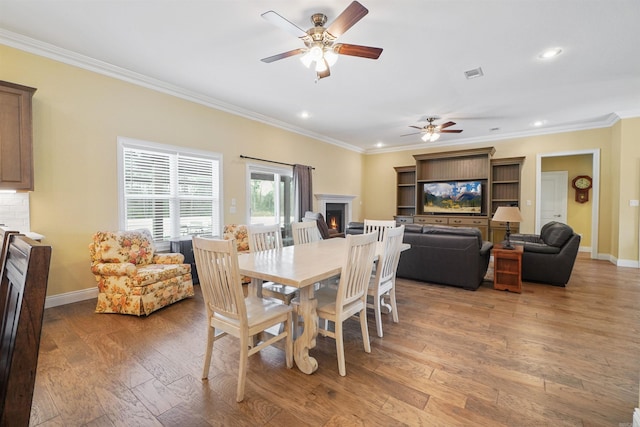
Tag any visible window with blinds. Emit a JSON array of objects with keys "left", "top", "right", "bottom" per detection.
[{"left": 118, "top": 138, "right": 221, "bottom": 248}]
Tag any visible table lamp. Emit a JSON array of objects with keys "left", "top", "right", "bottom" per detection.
[{"left": 492, "top": 206, "right": 523, "bottom": 250}]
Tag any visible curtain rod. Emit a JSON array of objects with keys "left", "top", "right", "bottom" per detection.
[{"left": 239, "top": 155, "right": 315, "bottom": 170}]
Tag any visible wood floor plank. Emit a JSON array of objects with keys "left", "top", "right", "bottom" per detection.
[{"left": 28, "top": 255, "right": 640, "bottom": 426}]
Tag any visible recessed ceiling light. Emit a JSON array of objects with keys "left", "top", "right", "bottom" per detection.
[
  {"left": 532, "top": 120, "right": 546, "bottom": 127},
  {"left": 375, "top": 142, "right": 384, "bottom": 148},
  {"left": 538, "top": 47, "right": 563, "bottom": 59},
  {"left": 300, "top": 111, "right": 310, "bottom": 119}
]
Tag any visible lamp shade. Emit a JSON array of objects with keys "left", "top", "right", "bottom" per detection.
[{"left": 492, "top": 206, "right": 523, "bottom": 223}]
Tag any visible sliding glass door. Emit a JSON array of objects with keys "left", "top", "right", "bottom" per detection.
[{"left": 247, "top": 164, "right": 294, "bottom": 243}]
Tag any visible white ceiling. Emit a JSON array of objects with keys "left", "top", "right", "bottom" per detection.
[{"left": 1, "top": 1, "right": 639, "bottom": 153}]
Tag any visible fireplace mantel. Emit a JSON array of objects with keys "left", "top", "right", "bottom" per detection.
[{"left": 314, "top": 194, "right": 356, "bottom": 227}]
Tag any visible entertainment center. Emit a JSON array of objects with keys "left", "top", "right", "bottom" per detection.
[{"left": 394, "top": 147, "right": 524, "bottom": 244}]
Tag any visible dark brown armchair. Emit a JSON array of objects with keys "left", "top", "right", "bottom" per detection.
[
  {"left": 303, "top": 211, "right": 345, "bottom": 239},
  {"left": 510, "top": 221, "right": 581, "bottom": 286}
]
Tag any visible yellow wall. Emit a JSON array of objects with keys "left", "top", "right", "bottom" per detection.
[
  {"left": 2, "top": 42, "right": 640, "bottom": 299},
  {"left": 616, "top": 117, "right": 640, "bottom": 261},
  {"left": 1, "top": 45, "right": 363, "bottom": 297},
  {"left": 542, "top": 154, "right": 593, "bottom": 246},
  {"left": 364, "top": 128, "right": 618, "bottom": 256}
]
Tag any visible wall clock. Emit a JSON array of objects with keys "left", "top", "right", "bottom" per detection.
[{"left": 572, "top": 175, "right": 592, "bottom": 203}]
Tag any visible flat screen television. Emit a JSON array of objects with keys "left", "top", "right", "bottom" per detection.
[{"left": 423, "top": 180, "right": 483, "bottom": 214}]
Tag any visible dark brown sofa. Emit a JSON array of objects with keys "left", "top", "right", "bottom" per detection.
[
  {"left": 347, "top": 222, "right": 493, "bottom": 290},
  {"left": 509, "top": 221, "right": 581, "bottom": 286}
]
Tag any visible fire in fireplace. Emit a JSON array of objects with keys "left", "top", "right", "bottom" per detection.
[{"left": 326, "top": 203, "right": 346, "bottom": 233}]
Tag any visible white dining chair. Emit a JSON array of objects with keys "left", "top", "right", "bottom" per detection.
[
  {"left": 313, "top": 232, "right": 378, "bottom": 376},
  {"left": 291, "top": 221, "right": 322, "bottom": 245},
  {"left": 364, "top": 219, "right": 396, "bottom": 242},
  {"left": 248, "top": 223, "right": 283, "bottom": 252},
  {"left": 248, "top": 224, "right": 298, "bottom": 304},
  {"left": 367, "top": 225, "right": 404, "bottom": 338},
  {"left": 192, "top": 237, "right": 293, "bottom": 402}
]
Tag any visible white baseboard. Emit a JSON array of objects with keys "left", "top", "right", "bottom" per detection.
[
  {"left": 617, "top": 258, "right": 639, "bottom": 268},
  {"left": 45, "top": 287, "right": 97, "bottom": 309},
  {"left": 633, "top": 407, "right": 640, "bottom": 427},
  {"left": 596, "top": 252, "right": 640, "bottom": 267}
]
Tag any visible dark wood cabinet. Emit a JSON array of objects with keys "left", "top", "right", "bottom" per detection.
[
  {"left": 393, "top": 148, "right": 524, "bottom": 243},
  {"left": 170, "top": 237, "right": 199, "bottom": 284},
  {"left": 411, "top": 147, "right": 494, "bottom": 239},
  {"left": 0, "top": 81, "right": 36, "bottom": 190}
]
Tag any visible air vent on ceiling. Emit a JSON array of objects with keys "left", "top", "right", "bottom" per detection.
[{"left": 464, "top": 67, "right": 484, "bottom": 79}]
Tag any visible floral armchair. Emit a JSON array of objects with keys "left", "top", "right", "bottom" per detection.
[{"left": 90, "top": 229, "right": 194, "bottom": 316}]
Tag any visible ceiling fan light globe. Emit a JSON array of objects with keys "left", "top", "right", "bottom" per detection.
[
  {"left": 309, "top": 45, "right": 323, "bottom": 61},
  {"left": 430, "top": 133, "right": 440, "bottom": 142},
  {"left": 315, "top": 59, "right": 328, "bottom": 73},
  {"left": 421, "top": 133, "right": 429, "bottom": 142},
  {"left": 324, "top": 49, "right": 339, "bottom": 67},
  {"left": 300, "top": 52, "right": 313, "bottom": 68}
]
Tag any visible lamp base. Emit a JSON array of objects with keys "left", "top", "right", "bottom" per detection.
[{"left": 501, "top": 241, "right": 516, "bottom": 250}]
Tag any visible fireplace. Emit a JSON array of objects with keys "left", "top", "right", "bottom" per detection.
[
  {"left": 315, "top": 194, "right": 356, "bottom": 234},
  {"left": 326, "top": 203, "right": 346, "bottom": 233}
]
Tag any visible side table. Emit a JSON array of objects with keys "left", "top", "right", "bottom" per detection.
[
  {"left": 170, "top": 236, "right": 198, "bottom": 285},
  {"left": 493, "top": 243, "right": 523, "bottom": 293}
]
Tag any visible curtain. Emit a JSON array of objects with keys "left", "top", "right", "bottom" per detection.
[{"left": 293, "top": 164, "right": 313, "bottom": 221}]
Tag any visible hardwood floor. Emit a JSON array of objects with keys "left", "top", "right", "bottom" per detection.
[{"left": 29, "top": 254, "right": 640, "bottom": 426}]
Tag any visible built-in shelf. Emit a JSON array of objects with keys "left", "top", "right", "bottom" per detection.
[
  {"left": 490, "top": 157, "right": 525, "bottom": 244},
  {"left": 394, "top": 166, "right": 416, "bottom": 218},
  {"left": 393, "top": 149, "right": 524, "bottom": 244}
]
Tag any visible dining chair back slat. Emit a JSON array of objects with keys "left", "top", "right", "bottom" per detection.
[
  {"left": 364, "top": 219, "right": 396, "bottom": 242},
  {"left": 248, "top": 224, "right": 283, "bottom": 252},
  {"left": 291, "top": 221, "right": 322, "bottom": 245},
  {"left": 194, "top": 238, "right": 245, "bottom": 322}
]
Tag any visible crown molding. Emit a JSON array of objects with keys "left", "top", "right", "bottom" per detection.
[
  {"left": 0, "top": 29, "right": 364, "bottom": 154},
  {"left": 2, "top": 29, "right": 637, "bottom": 157},
  {"left": 366, "top": 113, "right": 631, "bottom": 155}
]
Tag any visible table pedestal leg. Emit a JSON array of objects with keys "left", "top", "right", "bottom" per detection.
[
  {"left": 294, "top": 286, "right": 318, "bottom": 374},
  {"left": 248, "top": 278, "right": 263, "bottom": 298}
]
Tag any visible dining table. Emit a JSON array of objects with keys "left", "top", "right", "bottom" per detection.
[{"left": 237, "top": 236, "right": 409, "bottom": 374}]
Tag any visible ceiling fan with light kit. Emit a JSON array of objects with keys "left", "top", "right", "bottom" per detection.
[
  {"left": 402, "top": 117, "right": 463, "bottom": 142},
  {"left": 260, "top": 1, "right": 383, "bottom": 81}
]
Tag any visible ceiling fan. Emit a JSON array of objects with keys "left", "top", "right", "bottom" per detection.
[
  {"left": 402, "top": 117, "right": 463, "bottom": 142},
  {"left": 260, "top": 1, "right": 383, "bottom": 81}
]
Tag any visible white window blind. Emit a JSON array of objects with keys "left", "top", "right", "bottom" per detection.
[{"left": 119, "top": 138, "right": 221, "bottom": 247}]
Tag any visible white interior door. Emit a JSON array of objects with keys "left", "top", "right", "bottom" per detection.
[{"left": 541, "top": 171, "right": 568, "bottom": 226}]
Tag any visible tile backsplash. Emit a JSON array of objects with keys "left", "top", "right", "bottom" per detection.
[{"left": 0, "top": 192, "right": 30, "bottom": 232}]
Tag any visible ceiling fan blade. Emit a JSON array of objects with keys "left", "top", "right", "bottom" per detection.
[
  {"left": 334, "top": 43, "right": 383, "bottom": 59},
  {"left": 261, "top": 48, "right": 306, "bottom": 63},
  {"left": 440, "top": 129, "right": 463, "bottom": 133},
  {"left": 409, "top": 125, "right": 424, "bottom": 130},
  {"left": 326, "top": 1, "right": 368, "bottom": 38},
  {"left": 261, "top": 10, "right": 308, "bottom": 39},
  {"left": 401, "top": 132, "right": 422, "bottom": 137},
  {"left": 439, "top": 121, "right": 456, "bottom": 129}
]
